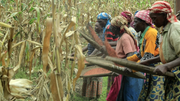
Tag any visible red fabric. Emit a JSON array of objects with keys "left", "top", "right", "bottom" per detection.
[
  {"left": 135, "top": 10, "right": 153, "bottom": 26},
  {"left": 121, "top": 11, "right": 133, "bottom": 23},
  {"left": 106, "top": 75, "right": 122, "bottom": 101},
  {"left": 105, "top": 25, "right": 119, "bottom": 41},
  {"left": 104, "top": 36, "right": 117, "bottom": 57},
  {"left": 149, "top": 1, "right": 178, "bottom": 23}
]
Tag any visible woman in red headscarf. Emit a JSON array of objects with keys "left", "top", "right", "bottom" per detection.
[
  {"left": 121, "top": 11, "right": 139, "bottom": 46},
  {"left": 125, "top": 10, "right": 165, "bottom": 101},
  {"left": 106, "top": 15, "right": 143, "bottom": 101},
  {"left": 149, "top": 1, "right": 180, "bottom": 100}
]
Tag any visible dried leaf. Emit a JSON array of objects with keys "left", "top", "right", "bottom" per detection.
[
  {"left": 13, "top": 42, "right": 26, "bottom": 72},
  {"left": 29, "top": 47, "right": 41, "bottom": 77},
  {"left": 42, "top": 18, "right": 52, "bottom": 73},
  {"left": 50, "top": 72, "right": 63, "bottom": 101},
  {"left": 73, "top": 45, "right": 85, "bottom": 90},
  {"left": 0, "top": 22, "right": 12, "bottom": 28}
]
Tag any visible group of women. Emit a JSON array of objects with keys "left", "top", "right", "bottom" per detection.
[{"left": 82, "top": 1, "right": 180, "bottom": 101}]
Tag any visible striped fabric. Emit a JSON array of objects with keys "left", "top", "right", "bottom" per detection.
[
  {"left": 121, "top": 11, "right": 133, "bottom": 23},
  {"left": 105, "top": 25, "right": 119, "bottom": 41},
  {"left": 149, "top": 1, "right": 178, "bottom": 23}
]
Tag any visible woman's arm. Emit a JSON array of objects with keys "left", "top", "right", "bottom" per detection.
[{"left": 154, "top": 57, "right": 180, "bottom": 75}]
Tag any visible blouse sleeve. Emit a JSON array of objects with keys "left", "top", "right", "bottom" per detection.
[
  {"left": 169, "top": 24, "right": 180, "bottom": 57},
  {"left": 127, "top": 53, "right": 140, "bottom": 62},
  {"left": 140, "top": 31, "right": 157, "bottom": 61}
]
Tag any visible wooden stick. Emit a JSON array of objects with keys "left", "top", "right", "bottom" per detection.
[
  {"left": 105, "top": 56, "right": 175, "bottom": 77},
  {"left": 86, "top": 23, "right": 104, "bottom": 46},
  {"left": 86, "top": 57, "right": 145, "bottom": 79},
  {"left": 78, "top": 30, "right": 108, "bottom": 55}
]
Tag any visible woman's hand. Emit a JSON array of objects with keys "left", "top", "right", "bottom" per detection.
[{"left": 153, "top": 64, "right": 168, "bottom": 75}]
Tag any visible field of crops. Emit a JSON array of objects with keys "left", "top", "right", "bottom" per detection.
[{"left": 0, "top": 0, "right": 175, "bottom": 101}]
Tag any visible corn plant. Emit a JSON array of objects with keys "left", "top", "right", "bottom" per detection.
[{"left": 0, "top": 0, "right": 175, "bottom": 100}]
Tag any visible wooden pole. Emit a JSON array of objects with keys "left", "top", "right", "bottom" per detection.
[
  {"left": 78, "top": 30, "right": 108, "bottom": 55},
  {"left": 105, "top": 56, "right": 175, "bottom": 77},
  {"left": 86, "top": 57, "right": 145, "bottom": 79},
  {"left": 175, "top": 0, "right": 180, "bottom": 14}
]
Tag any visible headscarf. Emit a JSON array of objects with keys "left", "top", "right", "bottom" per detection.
[
  {"left": 135, "top": 10, "right": 153, "bottom": 27},
  {"left": 97, "top": 12, "right": 111, "bottom": 34},
  {"left": 121, "top": 11, "right": 133, "bottom": 23},
  {"left": 134, "top": 11, "right": 139, "bottom": 16},
  {"left": 111, "top": 15, "right": 138, "bottom": 50},
  {"left": 149, "top": 1, "right": 178, "bottom": 23}
]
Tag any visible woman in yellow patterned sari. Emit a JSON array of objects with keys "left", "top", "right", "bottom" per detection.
[{"left": 126, "top": 10, "right": 165, "bottom": 101}]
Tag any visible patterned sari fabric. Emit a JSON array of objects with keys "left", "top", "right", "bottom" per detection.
[
  {"left": 138, "top": 65, "right": 165, "bottom": 101},
  {"left": 165, "top": 67, "right": 180, "bottom": 100},
  {"left": 127, "top": 27, "right": 165, "bottom": 101}
]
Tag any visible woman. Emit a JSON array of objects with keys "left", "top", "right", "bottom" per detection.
[
  {"left": 121, "top": 11, "right": 139, "bottom": 48},
  {"left": 149, "top": 1, "right": 180, "bottom": 100},
  {"left": 104, "top": 17, "right": 120, "bottom": 97},
  {"left": 126, "top": 10, "right": 164, "bottom": 101},
  {"left": 121, "top": 11, "right": 138, "bottom": 41},
  {"left": 89, "top": 12, "right": 113, "bottom": 56},
  {"left": 82, "top": 21, "right": 103, "bottom": 99},
  {"left": 106, "top": 15, "right": 142, "bottom": 101}
]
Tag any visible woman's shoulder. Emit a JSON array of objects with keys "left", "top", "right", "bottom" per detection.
[
  {"left": 146, "top": 27, "right": 158, "bottom": 37},
  {"left": 121, "top": 33, "right": 132, "bottom": 40}
]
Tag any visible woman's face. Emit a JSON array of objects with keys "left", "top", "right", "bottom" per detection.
[
  {"left": 111, "top": 25, "right": 120, "bottom": 36},
  {"left": 95, "top": 22, "right": 103, "bottom": 33},
  {"left": 149, "top": 13, "right": 166, "bottom": 28},
  {"left": 133, "top": 17, "right": 145, "bottom": 32},
  {"left": 97, "top": 19, "right": 107, "bottom": 28}
]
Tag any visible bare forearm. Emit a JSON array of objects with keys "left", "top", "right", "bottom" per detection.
[{"left": 165, "top": 57, "right": 180, "bottom": 70}]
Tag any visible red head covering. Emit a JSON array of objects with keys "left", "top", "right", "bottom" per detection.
[
  {"left": 149, "top": 1, "right": 178, "bottom": 23},
  {"left": 135, "top": 10, "right": 153, "bottom": 27},
  {"left": 121, "top": 11, "right": 133, "bottom": 23}
]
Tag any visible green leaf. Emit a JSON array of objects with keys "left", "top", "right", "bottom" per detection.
[
  {"left": 10, "top": 12, "right": 18, "bottom": 18},
  {"left": 21, "top": 3, "right": 28, "bottom": 11},
  {"left": 29, "top": 7, "right": 35, "bottom": 12},
  {"left": 13, "top": 31, "right": 21, "bottom": 39},
  {"left": 28, "top": 0, "right": 34, "bottom": 6},
  {"left": 29, "top": 18, "right": 37, "bottom": 24}
]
